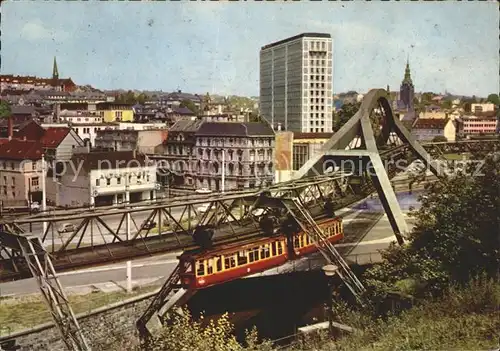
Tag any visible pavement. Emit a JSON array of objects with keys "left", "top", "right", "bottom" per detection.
[{"left": 0, "top": 190, "right": 422, "bottom": 297}]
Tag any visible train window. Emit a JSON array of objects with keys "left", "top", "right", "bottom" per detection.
[
  {"left": 207, "top": 259, "right": 214, "bottom": 275},
  {"left": 196, "top": 261, "right": 205, "bottom": 276},
  {"left": 303, "top": 234, "right": 309, "bottom": 246},
  {"left": 271, "top": 242, "right": 277, "bottom": 256},
  {"left": 249, "top": 247, "right": 259, "bottom": 262},
  {"left": 237, "top": 250, "right": 248, "bottom": 265},
  {"left": 277, "top": 241, "right": 284, "bottom": 255},
  {"left": 216, "top": 257, "right": 222, "bottom": 272},
  {"left": 261, "top": 245, "right": 270, "bottom": 259},
  {"left": 224, "top": 255, "right": 236, "bottom": 269},
  {"left": 293, "top": 237, "right": 299, "bottom": 248}
]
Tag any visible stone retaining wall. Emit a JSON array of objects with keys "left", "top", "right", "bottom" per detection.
[{"left": 0, "top": 290, "right": 158, "bottom": 351}]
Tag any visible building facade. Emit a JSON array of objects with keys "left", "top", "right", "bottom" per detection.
[
  {"left": 97, "top": 102, "right": 134, "bottom": 123},
  {"left": 0, "top": 140, "right": 43, "bottom": 208},
  {"left": 194, "top": 122, "right": 275, "bottom": 190},
  {"left": 54, "top": 151, "right": 157, "bottom": 207},
  {"left": 94, "top": 129, "right": 168, "bottom": 154},
  {"left": 260, "top": 33, "right": 333, "bottom": 133},
  {"left": 158, "top": 121, "right": 275, "bottom": 191},
  {"left": 456, "top": 114, "right": 498, "bottom": 138},
  {"left": 470, "top": 103, "right": 496, "bottom": 114},
  {"left": 411, "top": 118, "right": 456, "bottom": 142}
]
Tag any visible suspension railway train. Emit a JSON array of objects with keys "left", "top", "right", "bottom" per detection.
[{"left": 178, "top": 217, "right": 344, "bottom": 289}]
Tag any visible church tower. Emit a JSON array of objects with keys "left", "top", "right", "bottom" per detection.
[
  {"left": 399, "top": 58, "right": 415, "bottom": 111},
  {"left": 52, "top": 56, "right": 59, "bottom": 80}
]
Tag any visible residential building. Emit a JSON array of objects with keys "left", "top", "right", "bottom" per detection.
[
  {"left": 418, "top": 111, "right": 448, "bottom": 120},
  {"left": 13, "top": 121, "right": 84, "bottom": 162},
  {"left": 0, "top": 139, "right": 44, "bottom": 208},
  {"left": 42, "top": 121, "right": 167, "bottom": 148},
  {"left": 154, "top": 119, "right": 204, "bottom": 187},
  {"left": 59, "top": 110, "right": 104, "bottom": 124},
  {"left": 157, "top": 120, "right": 275, "bottom": 191},
  {"left": 411, "top": 118, "right": 456, "bottom": 142},
  {"left": 260, "top": 33, "right": 333, "bottom": 133},
  {"left": 471, "top": 103, "right": 495, "bottom": 114},
  {"left": 94, "top": 129, "right": 168, "bottom": 154},
  {"left": 53, "top": 151, "right": 158, "bottom": 207},
  {"left": 96, "top": 102, "right": 134, "bottom": 122},
  {"left": 194, "top": 122, "right": 275, "bottom": 190}
]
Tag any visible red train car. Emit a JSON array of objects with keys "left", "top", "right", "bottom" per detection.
[{"left": 178, "top": 217, "right": 344, "bottom": 290}]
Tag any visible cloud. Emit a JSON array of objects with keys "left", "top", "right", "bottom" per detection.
[{"left": 20, "top": 20, "right": 69, "bottom": 42}]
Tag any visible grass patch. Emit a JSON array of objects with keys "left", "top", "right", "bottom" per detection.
[
  {"left": 443, "top": 153, "right": 468, "bottom": 160},
  {"left": 0, "top": 285, "right": 158, "bottom": 336},
  {"left": 292, "top": 278, "right": 500, "bottom": 351}
]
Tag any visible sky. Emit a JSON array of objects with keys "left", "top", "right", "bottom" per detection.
[{"left": 1, "top": 1, "right": 499, "bottom": 97}]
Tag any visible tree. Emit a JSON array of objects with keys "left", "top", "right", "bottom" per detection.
[
  {"left": 0, "top": 100, "right": 11, "bottom": 119},
  {"left": 115, "top": 91, "right": 149, "bottom": 105},
  {"left": 179, "top": 99, "right": 199, "bottom": 114},
  {"left": 365, "top": 153, "right": 500, "bottom": 298},
  {"left": 441, "top": 99, "right": 452, "bottom": 109},
  {"left": 333, "top": 102, "right": 360, "bottom": 131},
  {"left": 145, "top": 310, "right": 273, "bottom": 351},
  {"left": 486, "top": 93, "right": 499, "bottom": 106}
]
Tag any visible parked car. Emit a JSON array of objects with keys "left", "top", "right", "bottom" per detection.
[
  {"left": 58, "top": 223, "right": 76, "bottom": 233},
  {"left": 30, "top": 202, "right": 40, "bottom": 213},
  {"left": 142, "top": 219, "right": 156, "bottom": 230}
]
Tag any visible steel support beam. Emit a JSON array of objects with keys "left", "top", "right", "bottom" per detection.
[
  {"left": 293, "top": 88, "right": 451, "bottom": 244},
  {"left": 0, "top": 230, "right": 89, "bottom": 351}
]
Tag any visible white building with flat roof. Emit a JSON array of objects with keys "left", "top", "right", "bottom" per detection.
[{"left": 260, "top": 33, "right": 333, "bottom": 133}]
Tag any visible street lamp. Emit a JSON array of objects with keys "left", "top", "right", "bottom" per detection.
[{"left": 322, "top": 264, "right": 339, "bottom": 337}]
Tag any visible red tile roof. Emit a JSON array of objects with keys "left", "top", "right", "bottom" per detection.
[
  {"left": 413, "top": 118, "right": 449, "bottom": 130},
  {"left": 40, "top": 127, "right": 71, "bottom": 147},
  {"left": 15, "top": 121, "right": 71, "bottom": 148},
  {"left": 15, "top": 120, "right": 45, "bottom": 140},
  {"left": 0, "top": 139, "right": 43, "bottom": 160}
]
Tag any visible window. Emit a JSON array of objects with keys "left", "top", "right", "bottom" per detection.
[
  {"left": 248, "top": 247, "right": 259, "bottom": 262},
  {"left": 260, "top": 245, "right": 270, "bottom": 259},
  {"left": 10, "top": 162, "right": 14, "bottom": 170},
  {"left": 117, "top": 177, "right": 121, "bottom": 185},
  {"left": 206, "top": 259, "right": 214, "bottom": 275},
  {"left": 11, "top": 177, "right": 15, "bottom": 186},
  {"left": 96, "top": 179, "right": 100, "bottom": 186},
  {"left": 196, "top": 261, "right": 205, "bottom": 276},
  {"left": 106, "top": 178, "right": 111, "bottom": 186},
  {"left": 32, "top": 162, "right": 37, "bottom": 171},
  {"left": 237, "top": 251, "right": 248, "bottom": 265},
  {"left": 31, "top": 177, "right": 39, "bottom": 186},
  {"left": 224, "top": 255, "right": 236, "bottom": 269}
]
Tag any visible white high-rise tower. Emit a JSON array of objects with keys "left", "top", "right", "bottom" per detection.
[{"left": 259, "top": 33, "right": 333, "bottom": 133}]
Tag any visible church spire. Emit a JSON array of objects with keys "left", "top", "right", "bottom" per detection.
[
  {"left": 52, "top": 56, "right": 59, "bottom": 80},
  {"left": 403, "top": 56, "right": 412, "bottom": 84}
]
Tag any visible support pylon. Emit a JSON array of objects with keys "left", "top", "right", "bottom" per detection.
[{"left": 294, "top": 89, "right": 445, "bottom": 245}]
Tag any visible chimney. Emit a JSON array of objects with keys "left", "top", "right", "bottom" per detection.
[{"left": 8, "top": 115, "right": 13, "bottom": 140}]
